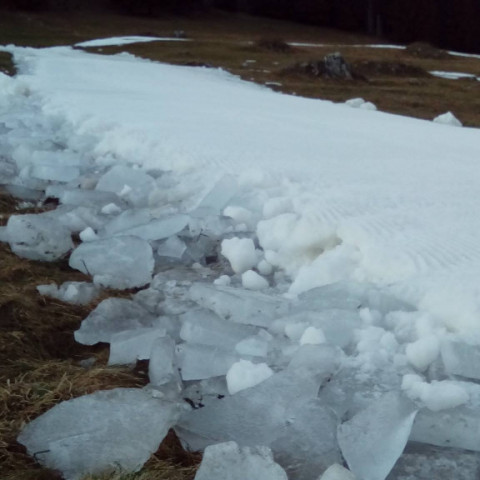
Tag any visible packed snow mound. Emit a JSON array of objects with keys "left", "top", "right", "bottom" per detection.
[{"left": 2, "top": 43, "right": 480, "bottom": 480}]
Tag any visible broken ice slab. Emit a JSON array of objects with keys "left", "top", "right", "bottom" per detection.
[
  {"left": 6, "top": 213, "right": 74, "bottom": 261},
  {"left": 108, "top": 327, "right": 167, "bottom": 365},
  {"left": 45, "top": 204, "right": 105, "bottom": 234},
  {"left": 288, "top": 344, "right": 343, "bottom": 379},
  {"left": 337, "top": 392, "right": 418, "bottom": 480},
  {"left": 441, "top": 337, "right": 480, "bottom": 380},
  {"left": 17, "top": 388, "right": 180, "bottom": 480},
  {"left": 294, "top": 281, "right": 412, "bottom": 315},
  {"left": 175, "top": 343, "right": 240, "bottom": 381},
  {"left": 319, "top": 362, "right": 404, "bottom": 420},
  {"left": 57, "top": 188, "right": 124, "bottom": 208},
  {"left": 189, "top": 283, "right": 290, "bottom": 328},
  {"left": 37, "top": 281, "right": 100, "bottom": 305},
  {"left": 0, "top": 154, "right": 17, "bottom": 182},
  {"left": 95, "top": 165, "right": 156, "bottom": 207},
  {"left": 179, "top": 308, "right": 259, "bottom": 349},
  {"left": 270, "top": 398, "right": 342, "bottom": 480},
  {"left": 274, "top": 309, "right": 361, "bottom": 349},
  {"left": 176, "top": 368, "right": 324, "bottom": 451},
  {"left": 112, "top": 214, "right": 189, "bottom": 242},
  {"left": 149, "top": 336, "right": 179, "bottom": 386},
  {"left": 235, "top": 332, "right": 271, "bottom": 357},
  {"left": 69, "top": 235, "right": 154, "bottom": 289},
  {"left": 410, "top": 381, "right": 480, "bottom": 452},
  {"left": 157, "top": 235, "right": 187, "bottom": 261},
  {"left": 191, "top": 174, "right": 237, "bottom": 215},
  {"left": 387, "top": 442, "right": 480, "bottom": 480},
  {"left": 2, "top": 184, "right": 44, "bottom": 201},
  {"left": 194, "top": 442, "right": 288, "bottom": 480},
  {"left": 30, "top": 164, "right": 80, "bottom": 182},
  {"left": 74, "top": 298, "right": 157, "bottom": 345}
]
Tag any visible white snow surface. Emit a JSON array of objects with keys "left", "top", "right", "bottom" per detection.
[
  {"left": 2, "top": 45, "right": 480, "bottom": 331},
  {"left": 75, "top": 36, "right": 189, "bottom": 47}
]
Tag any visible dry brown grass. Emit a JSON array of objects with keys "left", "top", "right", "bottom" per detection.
[
  {"left": 0, "top": 52, "right": 15, "bottom": 76},
  {"left": 0, "top": 192, "right": 199, "bottom": 479}
]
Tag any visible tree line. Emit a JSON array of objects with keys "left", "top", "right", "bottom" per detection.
[{"left": 2, "top": 0, "right": 479, "bottom": 53}]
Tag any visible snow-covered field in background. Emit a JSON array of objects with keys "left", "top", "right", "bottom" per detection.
[
  {"left": 2, "top": 39, "right": 480, "bottom": 480},
  {"left": 75, "top": 36, "right": 190, "bottom": 48}
]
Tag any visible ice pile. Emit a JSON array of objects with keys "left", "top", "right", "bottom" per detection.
[{"left": 2, "top": 42, "right": 480, "bottom": 480}]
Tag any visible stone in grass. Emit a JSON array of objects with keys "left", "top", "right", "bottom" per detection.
[
  {"left": 69, "top": 235, "right": 154, "bottom": 289},
  {"left": 18, "top": 388, "right": 180, "bottom": 480},
  {"left": 6, "top": 213, "right": 73, "bottom": 261},
  {"left": 194, "top": 441, "right": 288, "bottom": 480}
]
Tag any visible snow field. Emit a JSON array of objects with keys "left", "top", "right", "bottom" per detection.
[{"left": 2, "top": 39, "right": 480, "bottom": 480}]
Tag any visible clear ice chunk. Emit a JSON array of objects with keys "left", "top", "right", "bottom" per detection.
[
  {"left": 95, "top": 165, "right": 156, "bottom": 207},
  {"left": 179, "top": 308, "right": 258, "bottom": 349},
  {"left": 320, "top": 464, "right": 356, "bottom": 480},
  {"left": 337, "top": 392, "right": 418, "bottom": 480},
  {"left": 177, "top": 369, "right": 323, "bottom": 451},
  {"left": 58, "top": 188, "right": 124, "bottom": 208},
  {"left": 189, "top": 283, "right": 290, "bottom": 328},
  {"left": 6, "top": 213, "right": 73, "bottom": 261},
  {"left": 17, "top": 388, "right": 180, "bottom": 480},
  {"left": 157, "top": 235, "right": 187, "bottom": 260},
  {"left": 192, "top": 174, "right": 237, "bottom": 214},
  {"left": 108, "top": 327, "right": 167, "bottom": 365},
  {"left": 74, "top": 298, "right": 157, "bottom": 345},
  {"left": 194, "top": 441, "right": 288, "bottom": 480},
  {"left": 112, "top": 214, "right": 189, "bottom": 241},
  {"left": 149, "top": 336, "right": 179, "bottom": 386},
  {"left": 69, "top": 235, "right": 154, "bottom": 289},
  {"left": 175, "top": 343, "right": 240, "bottom": 380},
  {"left": 441, "top": 337, "right": 480, "bottom": 380},
  {"left": 410, "top": 382, "right": 480, "bottom": 452}
]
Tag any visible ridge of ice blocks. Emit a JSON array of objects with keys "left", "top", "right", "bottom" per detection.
[
  {"left": 441, "top": 337, "right": 480, "bottom": 380},
  {"left": 6, "top": 213, "right": 73, "bottom": 261},
  {"left": 74, "top": 298, "right": 157, "bottom": 345},
  {"left": 69, "top": 236, "right": 154, "bottom": 288},
  {"left": 17, "top": 388, "right": 180, "bottom": 480},
  {"left": 337, "top": 392, "right": 418, "bottom": 480},
  {"left": 194, "top": 442, "right": 288, "bottom": 480},
  {"left": 37, "top": 281, "right": 100, "bottom": 305},
  {"left": 189, "top": 282, "right": 290, "bottom": 327}
]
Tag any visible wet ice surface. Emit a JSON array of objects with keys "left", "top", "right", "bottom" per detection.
[{"left": 1, "top": 43, "right": 480, "bottom": 479}]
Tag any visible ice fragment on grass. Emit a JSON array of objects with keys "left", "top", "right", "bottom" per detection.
[
  {"left": 17, "top": 388, "right": 179, "bottom": 480},
  {"left": 337, "top": 392, "right": 418, "bottom": 480},
  {"left": 345, "top": 97, "right": 366, "bottom": 108},
  {"left": 433, "top": 111, "right": 462, "bottom": 127},
  {"left": 194, "top": 442, "right": 287, "bottom": 480},
  {"left": 37, "top": 281, "right": 100, "bottom": 305},
  {"left": 69, "top": 235, "right": 154, "bottom": 289},
  {"left": 221, "top": 237, "right": 257, "bottom": 273},
  {"left": 6, "top": 213, "right": 73, "bottom": 261},
  {"left": 226, "top": 360, "right": 273, "bottom": 394}
]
